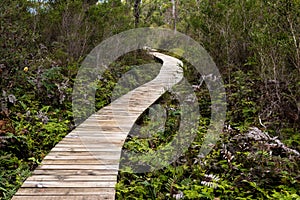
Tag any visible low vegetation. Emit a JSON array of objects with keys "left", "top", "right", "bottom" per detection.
[{"left": 1, "top": 0, "right": 299, "bottom": 199}]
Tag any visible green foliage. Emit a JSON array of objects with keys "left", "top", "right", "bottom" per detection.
[
  {"left": 0, "top": 103, "right": 72, "bottom": 199},
  {"left": 1, "top": 0, "right": 299, "bottom": 199}
]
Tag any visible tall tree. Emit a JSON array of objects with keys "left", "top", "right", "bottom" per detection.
[
  {"left": 171, "top": 0, "right": 176, "bottom": 32},
  {"left": 133, "top": 0, "right": 141, "bottom": 27}
]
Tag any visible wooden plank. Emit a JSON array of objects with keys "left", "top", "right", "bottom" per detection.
[
  {"left": 15, "top": 188, "right": 115, "bottom": 195},
  {"left": 76, "top": 120, "right": 132, "bottom": 125},
  {"left": 38, "top": 164, "right": 119, "bottom": 170},
  {"left": 73, "top": 131, "right": 130, "bottom": 135},
  {"left": 70, "top": 127, "right": 128, "bottom": 132},
  {"left": 70, "top": 131, "right": 127, "bottom": 135},
  {"left": 27, "top": 175, "right": 117, "bottom": 182},
  {"left": 63, "top": 136, "right": 125, "bottom": 140},
  {"left": 12, "top": 195, "right": 114, "bottom": 200},
  {"left": 45, "top": 152, "right": 121, "bottom": 158},
  {"left": 46, "top": 150, "right": 122, "bottom": 156},
  {"left": 99, "top": 108, "right": 140, "bottom": 115},
  {"left": 54, "top": 144, "right": 120, "bottom": 148},
  {"left": 43, "top": 155, "right": 120, "bottom": 160},
  {"left": 22, "top": 181, "right": 116, "bottom": 188},
  {"left": 70, "top": 129, "right": 127, "bottom": 133},
  {"left": 32, "top": 169, "right": 118, "bottom": 176},
  {"left": 42, "top": 159, "right": 119, "bottom": 165},
  {"left": 63, "top": 136, "right": 125, "bottom": 141},
  {"left": 50, "top": 148, "right": 121, "bottom": 152},
  {"left": 76, "top": 126, "right": 122, "bottom": 132},
  {"left": 57, "top": 139, "right": 122, "bottom": 145},
  {"left": 92, "top": 114, "right": 132, "bottom": 118}
]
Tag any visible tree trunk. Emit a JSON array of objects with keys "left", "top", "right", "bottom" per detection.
[
  {"left": 171, "top": 0, "right": 176, "bottom": 32},
  {"left": 134, "top": 0, "right": 141, "bottom": 28}
]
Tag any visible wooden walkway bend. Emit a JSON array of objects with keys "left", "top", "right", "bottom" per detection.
[{"left": 12, "top": 52, "right": 183, "bottom": 200}]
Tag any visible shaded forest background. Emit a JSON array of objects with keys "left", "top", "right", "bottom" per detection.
[{"left": 0, "top": 0, "right": 299, "bottom": 199}]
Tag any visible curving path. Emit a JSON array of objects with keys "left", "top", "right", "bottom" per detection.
[{"left": 12, "top": 52, "right": 183, "bottom": 200}]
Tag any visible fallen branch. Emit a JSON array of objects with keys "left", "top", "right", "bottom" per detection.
[{"left": 233, "top": 127, "right": 300, "bottom": 157}]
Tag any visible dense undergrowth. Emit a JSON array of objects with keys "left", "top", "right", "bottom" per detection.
[
  {"left": 116, "top": 56, "right": 300, "bottom": 199},
  {"left": 1, "top": 0, "right": 299, "bottom": 199},
  {"left": 0, "top": 50, "right": 155, "bottom": 199}
]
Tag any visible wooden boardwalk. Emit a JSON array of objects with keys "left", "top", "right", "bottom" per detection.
[{"left": 12, "top": 52, "right": 183, "bottom": 200}]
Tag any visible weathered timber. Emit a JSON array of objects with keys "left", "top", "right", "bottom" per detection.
[{"left": 12, "top": 52, "right": 183, "bottom": 199}]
